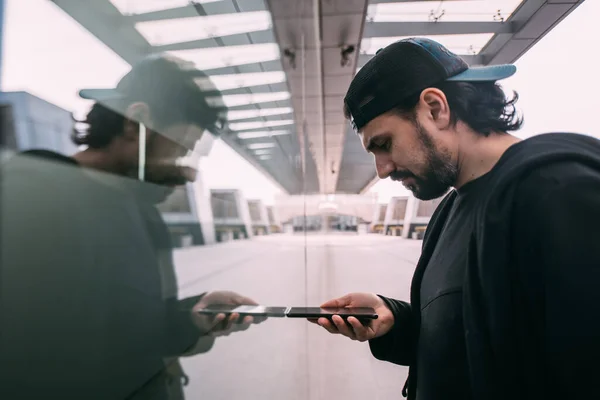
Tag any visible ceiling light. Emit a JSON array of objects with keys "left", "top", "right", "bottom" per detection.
[
  {"left": 237, "top": 130, "right": 290, "bottom": 139},
  {"left": 169, "top": 43, "right": 280, "bottom": 70},
  {"left": 227, "top": 107, "right": 293, "bottom": 121},
  {"left": 367, "top": 1, "right": 523, "bottom": 23},
  {"left": 207, "top": 92, "right": 290, "bottom": 108},
  {"left": 196, "top": 71, "right": 286, "bottom": 91},
  {"left": 135, "top": 11, "right": 272, "bottom": 46}
]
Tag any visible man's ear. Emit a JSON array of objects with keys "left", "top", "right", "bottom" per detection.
[
  {"left": 419, "top": 88, "right": 451, "bottom": 130},
  {"left": 123, "top": 102, "right": 152, "bottom": 142}
]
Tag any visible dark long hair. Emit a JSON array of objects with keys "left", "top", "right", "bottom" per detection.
[
  {"left": 72, "top": 103, "right": 126, "bottom": 148},
  {"left": 346, "top": 81, "right": 524, "bottom": 136},
  {"left": 396, "top": 81, "right": 523, "bottom": 135}
]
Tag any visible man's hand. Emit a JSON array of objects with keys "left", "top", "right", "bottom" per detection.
[
  {"left": 191, "top": 290, "right": 265, "bottom": 337},
  {"left": 310, "top": 293, "right": 395, "bottom": 342}
]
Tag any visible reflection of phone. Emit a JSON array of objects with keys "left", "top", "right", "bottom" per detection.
[
  {"left": 196, "top": 304, "right": 287, "bottom": 318},
  {"left": 286, "top": 307, "right": 378, "bottom": 321}
]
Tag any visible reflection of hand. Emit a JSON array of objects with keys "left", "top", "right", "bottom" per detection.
[
  {"left": 191, "top": 291, "right": 265, "bottom": 337},
  {"left": 309, "top": 293, "right": 395, "bottom": 342}
]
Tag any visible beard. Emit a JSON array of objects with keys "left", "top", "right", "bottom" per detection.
[
  {"left": 392, "top": 121, "right": 458, "bottom": 201},
  {"left": 125, "top": 135, "right": 194, "bottom": 204}
]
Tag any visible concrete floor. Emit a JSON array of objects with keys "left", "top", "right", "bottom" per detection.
[{"left": 173, "top": 233, "right": 422, "bottom": 400}]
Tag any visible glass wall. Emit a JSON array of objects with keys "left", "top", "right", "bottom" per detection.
[{"left": 0, "top": 0, "right": 475, "bottom": 399}]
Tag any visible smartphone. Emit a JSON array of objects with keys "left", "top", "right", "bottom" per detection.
[
  {"left": 195, "top": 304, "right": 287, "bottom": 318},
  {"left": 286, "top": 307, "right": 378, "bottom": 321}
]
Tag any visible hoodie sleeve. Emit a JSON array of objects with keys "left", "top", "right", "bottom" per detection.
[
  {"left": 511, "top": 161, "right": 600, "bottom": 399},
  {"left": 369, "top": 296, "right": 415, "bottom": 366},
  {"left": 164, "top": 294, "right": 217, "bottom": 356}
]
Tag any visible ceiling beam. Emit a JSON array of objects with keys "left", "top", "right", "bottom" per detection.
[
  {"left": 481, "top": 0, "right": 584, "bottom": 65},
  {"left": 152, "top": 33, "right": 274, "bottom": 52},
  {"left": 363, "top": 21, "right": 515, "bottom": 38},
  {"left": 123, "top": 5, "right": 204, "bottom": 23},
  {"left": 52, "top": 0, "right": 151, "bottom": 64}
]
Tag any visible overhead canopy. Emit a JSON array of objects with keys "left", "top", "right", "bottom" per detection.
[{"left": 52, "top": 0, "right": 585, "bottom": 195}]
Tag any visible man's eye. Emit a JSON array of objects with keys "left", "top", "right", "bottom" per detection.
[{"left": 377, "top": 140, "right": 390, "bottom": 151}]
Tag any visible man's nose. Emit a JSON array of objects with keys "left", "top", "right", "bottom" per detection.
[{"left": 375, "top": 157, "right": 394, "bottom": 179}]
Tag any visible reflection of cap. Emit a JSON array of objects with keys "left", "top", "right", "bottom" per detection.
[
  {"left": 79, "top": 54, "right": 227, "bottom": 137},
  {"left": 345, "top": 37, "right": 516, "bottom": 132}
]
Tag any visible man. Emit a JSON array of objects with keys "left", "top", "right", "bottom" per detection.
[
  {"left": 1, "top": 55, "right": 262, "bottom": 399},
  {"left": 312, "top": 37, "right": 600, "bottom": 400}
]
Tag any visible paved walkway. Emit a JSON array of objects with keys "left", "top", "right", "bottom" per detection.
[{"left": 174, "top": 233, "right": 422, "bottom": 400}]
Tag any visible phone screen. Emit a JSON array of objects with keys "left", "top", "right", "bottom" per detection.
[
  {"left": 196, "top": 304, "right": 287, "bottom": 317},
  {"left": 286, "top": 307, "right": 378, "bottom": 320}
]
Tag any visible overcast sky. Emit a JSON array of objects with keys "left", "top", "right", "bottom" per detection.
[{"left": 3, "top": 0, "right": 599, "bottom": 204}]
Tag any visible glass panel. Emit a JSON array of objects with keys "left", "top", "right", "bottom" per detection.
[
  {"left": 135, "top": 11, "right": 272, "bottom": 45},
  {"left": 169, "top": 43, "right": 281, "bottom": 70},
  {"left": 379, "top": 204, "right": 387, "bottom": 221},
  {"left": 368, "top": 0, "right": 523, "bottom": 22},
  {"left": 211, "top": 192, "right": 240, "bottom": 219},
  {"left": 361, "top": 33, "right": 495, "bottom": 55},
  {"left": 247, "top": 200, "right": 263, "bottom": 222},
  {"left": 392, "top": 198, "right": 407, "bottom": 220},
  {"left": 11, "top": 0, "right": 590, "bottom": 398}
]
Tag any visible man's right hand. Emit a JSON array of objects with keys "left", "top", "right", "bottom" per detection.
[
  {"left": 309, "top": 293, "right": 395, "bottom": 342},
  {"left": 191, "top": 291, "right": 264, "bottom": 337}
]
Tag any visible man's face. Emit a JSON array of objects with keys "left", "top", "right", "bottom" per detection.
[
  {"left": 360, "top": 111, "right": 457, "bottom": 200},
  {"left": 144, "top": 124, "right": 203, "bottom": 189}
]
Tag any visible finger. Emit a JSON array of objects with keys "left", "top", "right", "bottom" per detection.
[
  {"left": 320, "top": 295, "right": 352, "bottom": 308},
  {"left": 317, "top": 317, "right": 340, "bottom": 334},
  {"left": 224, "top": 313, "right": 239, "bottom": 331},
  {"left": 242, "top": 315, "right": 254, "bottom": 325},
  {"left": 347, "top": 317, "right": 370, "bottom": 342},
  {"left": 332, "top": 315, "right": 356, "bottom": 339},
  {"left": 210, "top": 313, "right": 226, "bottom": 329},
  {"left": 307, "top": 318, "right": 320, "bottom": 325}
]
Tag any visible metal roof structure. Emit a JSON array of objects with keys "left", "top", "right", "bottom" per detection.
[{"left": 52, "top": 0, "right": 585, "bottom": 195}]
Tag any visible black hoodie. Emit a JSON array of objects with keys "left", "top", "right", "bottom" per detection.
[
  {"left": 369, "top": 132, "right": 600, "bottom": 400},
  {"left": 0, "top": 151, "right": 208, "bottom": 399}
]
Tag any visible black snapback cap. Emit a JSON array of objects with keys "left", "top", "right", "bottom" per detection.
[
  {"left": 345, "top": 37, "right": 516, "bottom": 132},
  {"left": 79, "top": 54, "right": 227, "bottom": 138}
]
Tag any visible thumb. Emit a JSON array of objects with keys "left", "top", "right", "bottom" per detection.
[{"left": 320, "top": 294, "right": 352, "bottom": 308}]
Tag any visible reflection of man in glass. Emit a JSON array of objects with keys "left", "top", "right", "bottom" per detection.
[{"left": 1, "top": 55, "right": 261, "bottom": 399}]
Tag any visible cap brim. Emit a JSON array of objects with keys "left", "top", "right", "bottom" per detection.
[
  {"left": 79, "top": 88, "right": 124, "bottom": 102},
  {"left": 447, "top": 64, "right": 516, "bottom": 82}
]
